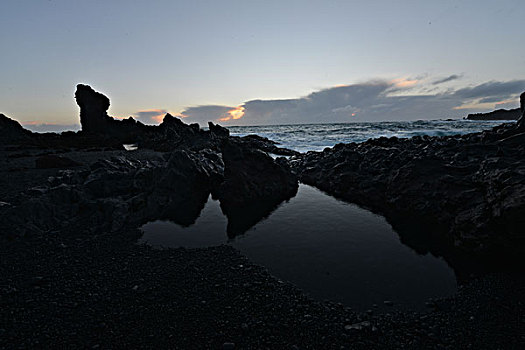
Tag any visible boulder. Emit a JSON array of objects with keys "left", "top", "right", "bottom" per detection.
[
  {"left": 217, "top": 139, "right": 298, "bottom": 236},
  {"left": 208, "top": 122, "right": 230, "bottom": 138}
]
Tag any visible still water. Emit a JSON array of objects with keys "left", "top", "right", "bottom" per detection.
[{"left": 139, "top": 184, "right": 457, "bottom": 310}]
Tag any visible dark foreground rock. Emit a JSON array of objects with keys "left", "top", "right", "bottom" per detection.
[
  {"left": 217, "top": 140, "right": 298, "bottom": 236},
  {"left": 0, "top": 145, "right": 295, "bottom": 239}
]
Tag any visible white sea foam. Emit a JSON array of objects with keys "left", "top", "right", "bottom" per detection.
[{"left": 229, "top": 120, "right": 514, "bottom": 153}]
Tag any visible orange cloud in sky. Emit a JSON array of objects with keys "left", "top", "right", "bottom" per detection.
[
  {"left": 132, "top": 109, "right": 168, "bottom": 124},
  {"left": 228, "top": 106, "right": 245, "bottom": 120},
  {"left": 495, "top": 99, "right": 515, "bottom": 106},
  {"left": 391, "top": 78, "right": 418, "bottom": 88},
  {"left": 151, "top": 114, "right": 165, "bottom": 123},
  {"left": 22, "top": 121, "right": 76, "bottom": 126},
  {"left": 218, "top": 106, "right": 245, "bottom": 122}
]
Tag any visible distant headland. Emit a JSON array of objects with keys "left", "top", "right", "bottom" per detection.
[{"left": 465, "top": 108, "right": 521, "bottom": 121}]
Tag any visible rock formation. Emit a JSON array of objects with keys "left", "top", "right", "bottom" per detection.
[
  {"left": 0, "top": 84, "right": 300, "bottom": 239},
  {"left": 217, "top": 139, "right": 298, "bottom": 236},
  {"left": 466, "top": 108, "right": 520, "bottom": 121},
  {"left": 0, "top": 113, "right": 32, "bottom": 145},
  {"left": 73, "top": 84, "right": 297, "bottom": 155},
  {"left": 75, "top": 84, "right": 112, "bottom": 133}
]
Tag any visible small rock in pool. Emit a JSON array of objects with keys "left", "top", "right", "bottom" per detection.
[
  {"left": 222, "top": 342, "right": 235, "bottom": 349},
  {"left": 383, "top": 300, "right": 393, "bottom": 306}
]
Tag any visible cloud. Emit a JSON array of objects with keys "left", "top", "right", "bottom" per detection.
[
  {"left": 478, "top": 96, "right": 504, "bottom": 103},
  {"left": 432, "top": 74, "right": 463, "bottom": 85},
  {"left": 453, "top": 80, "right": 525, "bottom": 100},
  {"left": 132, "top": 109, "right": 168, "bottom": 124},
  {"left": 391, "top": 78, "right": 419, "bottom": 88},
  {"left": 176, "top": 78, "right": 525, "bottom": 125},
  {"left": 22, "top": 122, "right": 80, "bottom": 133},
  {"left": 179, "top": 105, "right": 246, "bottom": 125}
]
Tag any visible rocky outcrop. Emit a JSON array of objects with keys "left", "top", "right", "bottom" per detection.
[
  {"left": 466, "top": 108, "right": 520, "bottom": 121},
  {"left": 208, "top": 121, "right": 229, "bottom": 138},
  {"left": 138, "top": 114, "right": 225, "bottom": 152},
  {"left": 0, "top": 84, "right": 303, "bottom": 239},
  {"left": 0, "top": 114, "right": 32, "bottom": 145},
  {"left": 0, "top": 144, "right": 299, "bottom": 238},
  {"left": 293, "top": 119, "right": 525, "bottom": 271},
  {"left": 234, "top": 134, "right": 301, "bottom": 156},
  {"left": 75, "top": 84, "right": 112, "bottom": 133},
  {"left": 2, "top": 84, "right": 300, "bottom": 157},
  {"left": 0, "top": 149, "right": 226, "bottom": 236},
  {"left": 73, "top": 84, "right": 298, "bottom": 155},
  {"left": 75, "top": 84, "right": 153, "bottom": 143},
  {"left": 217, "top": 140, "right": 298, "bottom": 236}
]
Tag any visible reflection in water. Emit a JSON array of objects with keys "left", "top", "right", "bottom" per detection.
[
  {"left": 139, "top": 184, "right": 457, "bottom": 310},
  {"left": 220, "top": 199, "right": 292, "bottom": 238}
]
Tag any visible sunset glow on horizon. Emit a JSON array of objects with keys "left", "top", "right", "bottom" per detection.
[{"left": 218, "top": 106, "right": 246, "bottom": 122}]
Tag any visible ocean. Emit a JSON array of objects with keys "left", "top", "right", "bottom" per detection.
[{"left": 228, "top": 120, "right": 511, "bottom": 153}]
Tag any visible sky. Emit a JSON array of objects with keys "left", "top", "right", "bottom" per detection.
[{"left": 1, "top": 0, "right": 524, "bottom": 131}]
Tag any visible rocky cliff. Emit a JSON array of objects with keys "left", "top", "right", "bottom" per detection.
[{"left": 466, "top": 108, "right": 520, "bottom": 121}]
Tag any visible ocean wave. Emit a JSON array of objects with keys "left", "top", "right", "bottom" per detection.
[{"left": 229, "top": 120, "right": 513, "bottom": 152}]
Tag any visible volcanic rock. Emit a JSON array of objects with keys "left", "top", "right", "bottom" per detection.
[
  {"left": 466, "top": 108, "right": 520, "bottom": 121},
  {"left": 0, "top": 113, "right": 32, "bottom": 145},
  {"left": 208, "top": 121, "right": 230, "bottom": 138},
  {"left": 217, "top": 139, "right": 298, "bottom": 236},
  {"left": 235, "top": 134, "right": 300, "bottom": 156},
  {"left": 75, "top": 84, "right": 112, "bottom": 133}
]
